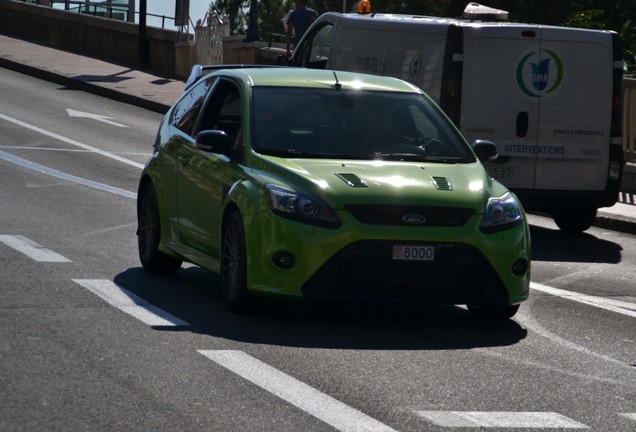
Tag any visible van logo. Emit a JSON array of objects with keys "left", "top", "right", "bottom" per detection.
[
  {"left": 516, "top": 49, "right": 563, "bottom": 98},
  {"left": 410, "top": 55, "right": 422, "bottom": 77},
  {"left": 402, "top": 213, "right": 427, "bottom": 225}
]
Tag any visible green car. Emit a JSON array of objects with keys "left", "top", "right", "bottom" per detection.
[{"left": 137, "top": 66, "right": 530, "bottom": 318}]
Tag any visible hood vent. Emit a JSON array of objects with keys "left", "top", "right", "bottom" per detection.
[
  {"left": 431, "top": 176, "right": 452, "bottom": 191},
  {"left": 336, "top": 173, "right": 367, "bottom": 188}
]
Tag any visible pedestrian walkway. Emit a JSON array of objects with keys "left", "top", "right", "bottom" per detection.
[
  {"left": 1, "top": 32, "right": 636, "bottom": 232},
  {"left": 0, "top": 33, "right": 183, "bottom": 112}
]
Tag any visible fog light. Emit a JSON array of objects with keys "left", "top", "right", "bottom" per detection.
[
  {"left": 273, "top": 252, "right": 295, "bottom": 269},
  {"left": 512, "top": 259, "right": 528, "bottom": 276}
]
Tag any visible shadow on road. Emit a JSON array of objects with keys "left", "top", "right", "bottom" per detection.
[
  {"left": 530, "top": 225, "right": 622, "bottom": 264},
  {"left": 114, "top": 266, "right": 528, "bottom": 351}
]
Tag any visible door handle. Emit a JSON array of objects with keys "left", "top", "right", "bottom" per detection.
[
  {"left": 178, "top": 155, "right": 190, "bottom": 166},
  {"left": 516, "top": 112, "right": 529, "bottom": 137}
]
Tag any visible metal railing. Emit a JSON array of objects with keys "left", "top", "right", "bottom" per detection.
[
  {"left": 16, "top": 0, "right": 176, "bottom": 29},
  {"left": 268, "top": 32, "right": 286, "bottom": 48}
]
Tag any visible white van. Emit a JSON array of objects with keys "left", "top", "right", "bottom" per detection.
[{"left": 287, "top": 11, "right": 624, "bottom": 232}]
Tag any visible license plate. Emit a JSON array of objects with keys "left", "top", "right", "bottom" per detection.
[
  {"left": 392, "top": 245, "right": 435, "bottom": 261},
  {"left": 486, "top": 165, "right": 515, "bottom": 178}
]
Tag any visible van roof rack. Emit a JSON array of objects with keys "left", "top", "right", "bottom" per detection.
[{"left": 185, "top": 64, "right": 284, "bottom": 89}]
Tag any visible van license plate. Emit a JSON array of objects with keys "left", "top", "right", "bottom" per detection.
[
  {"left": 487, "top": 165, "right": 514, "bottom": 178},
  {"left": 392, "top": 245, "right": 435, "bottom": 261}
]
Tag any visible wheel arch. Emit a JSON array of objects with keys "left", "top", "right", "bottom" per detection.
[{"left": 137, "top": 171, "right": 177, "bottom": 256}]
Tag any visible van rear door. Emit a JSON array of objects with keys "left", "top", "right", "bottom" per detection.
[
  {"left": 460, "top": 25, "right": 541, "bottom": 190},
  {"left": 329, "top": 18, "right": 450, "bottom": 103},
  {"left": 533, "top": 28, "right": 612, "bottom": 191}
]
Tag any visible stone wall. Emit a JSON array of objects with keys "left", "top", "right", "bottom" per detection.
[{"left": 0, "top": 0, "right": 181, "bottom": 75}]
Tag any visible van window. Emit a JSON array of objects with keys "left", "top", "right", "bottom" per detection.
[{"left": 294, "top": 23, "right": 334, "bottom": 69}]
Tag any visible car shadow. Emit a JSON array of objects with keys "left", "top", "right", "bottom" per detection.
[
  {"left": 530, "top": 225, "right": 623, "bottom": 264},
  {"left": 114, "top": 267, "right": 528, "bottom": 350}
]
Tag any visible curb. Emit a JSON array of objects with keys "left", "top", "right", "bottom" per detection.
[
  {"left": 595, "top": 211, "right": 636, "bottom": 235},
  {"left": 0, "top": 57, "right": 171, "bottom": 114}
]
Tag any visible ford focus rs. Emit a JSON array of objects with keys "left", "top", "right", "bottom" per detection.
[{"left": 137, "top": 66, "right": 530, "bottom": 318}]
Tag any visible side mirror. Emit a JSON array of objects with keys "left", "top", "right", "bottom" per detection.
[
  {"left": 196, "top": 130, "right": 232, "bottom": 154},
  {"left": 472, "top": 140, "right": 498, "bottom": 162}
]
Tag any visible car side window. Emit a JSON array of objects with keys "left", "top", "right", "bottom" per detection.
[
  {"left": 196, "top": 79, "right": 243, "bottom": 150},
  {"left": 171, "top": 76, "right": 217, "bottom": 135},
  {"left": 294, "top": 22, "right": 334, "bottom": 69}
]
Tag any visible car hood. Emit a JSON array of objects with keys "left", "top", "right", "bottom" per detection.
[{"left": 253, "top": 156, "right": 497, "bottom": 214}]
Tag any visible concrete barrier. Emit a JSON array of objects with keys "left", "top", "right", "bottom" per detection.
[{"left": 0, "top": 0, "right": 180, "bottom": 75}]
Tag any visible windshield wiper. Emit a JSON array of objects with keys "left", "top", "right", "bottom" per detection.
[{"left": 337, "top": 153, "right": 450, "bottom": 163}]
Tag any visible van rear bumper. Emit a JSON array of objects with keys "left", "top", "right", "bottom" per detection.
[{"left": 512, "top": 183, "right": 620, "bottom": 212}]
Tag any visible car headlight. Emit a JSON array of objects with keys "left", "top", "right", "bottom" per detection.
[
  {"left": 480, "top": 192, "right": 523, "bottom": 233},
  {"left": 265, "top": 184, "right": 342, "bottom": 229}
]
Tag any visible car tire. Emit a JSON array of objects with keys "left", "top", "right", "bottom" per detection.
[
  {"left": 221, "top": 211, "right": 250, "bottom": 312},
  {"left": 467, "top": 304, "right": 520, "bottom": 320},
  {"left": 552, "top": 207, "right": 597, "bottom": 234},
  {"left": 137, "top": 183, "right": 182, "bottom": 274}
]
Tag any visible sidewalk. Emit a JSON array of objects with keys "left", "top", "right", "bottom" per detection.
[
  {"left": 0, "top": 33, "right": 183, "bottom": 113},
  {"left": 1, "top": 33, "right": 636, "bottom": 234}
]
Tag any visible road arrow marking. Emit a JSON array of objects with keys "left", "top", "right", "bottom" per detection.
[{"left": 66, "top": 108, "right": 128, "bottom": 128}]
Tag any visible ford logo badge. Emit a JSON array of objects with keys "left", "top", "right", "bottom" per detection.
[{"left": 402, "top": 214, "right": 427, "bottom": 225}]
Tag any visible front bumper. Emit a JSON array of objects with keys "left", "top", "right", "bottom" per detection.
[
  {"left": 302, "top": 241, "right": 511, "bottom": 304},
  {"left": 242, "top": 209, "right": 530, "bottom": 305}
]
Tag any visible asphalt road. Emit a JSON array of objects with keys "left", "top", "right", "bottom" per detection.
[{"left": 1, "top": 68, "right": 635, "bottom": 432}]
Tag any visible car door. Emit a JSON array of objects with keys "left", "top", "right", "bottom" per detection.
[
  {"left": 162, "top": 76, "right": 217, "bottom": 236},
  {"left": 175, "top": 78, "right": 245, "bottom": 260},
  {"left": 460, "top": 24, "right": 541, "bottom": 190}
]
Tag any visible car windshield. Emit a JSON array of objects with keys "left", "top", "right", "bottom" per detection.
[{"left": 251, "top": 87, "right": 474, "bottom": 163}]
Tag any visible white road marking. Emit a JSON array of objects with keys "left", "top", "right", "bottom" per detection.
[
  {"left": 67, "top": 108, "right": 128, "bottom": 128},
  {"left": 0, "top": 235, "right": 71, "bottom": 262},
  {"left": 531, "top": 282, "right": 636, "bottom": 319},
  {"left": 198, "top": 350, "right": 397, "bottom": 432},
  {"left": 619, "top": 413, "right": 636, "bottom": 422},
  {"left": 0, "top": 112, "right": 143, "bottom": 168},
  {"left": 0, "top": 145, "right": 151, "bottom": 156},
  {"left": 513, "top": 308, "right": 634, "bottom": 375},
  {"left": 416, "top": 411, "right": 588, "bottom": 429},
  {"left": 0, "top": 151, "right": 136, "bottom": 199},
  {"left": 73, "top": 279, "right": 189, "bottom": 327}
]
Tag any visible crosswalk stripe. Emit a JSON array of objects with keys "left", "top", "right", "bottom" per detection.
[
  {"left": 416, "top": 411, "right": 589, "bottom": 429},
  {"left": 0, "top": 235, "right": 71, "bottom": 262},
  {"left": 199, "top": 350, "right": 397, "bottom": 432},
  {"left": 73, "top": 279, "right": 189, "bottom": 327}
]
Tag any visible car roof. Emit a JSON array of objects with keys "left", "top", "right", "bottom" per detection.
[{"left": 196, "top": 67, "right": 423, "bottom": 94}]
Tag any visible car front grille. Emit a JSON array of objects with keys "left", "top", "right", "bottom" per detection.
[
  {"left": 344, "top": 204, "right": 474, "bottom": 227},
  {"left": 302, "top": 241, "right": 507, "bottom": 304}
]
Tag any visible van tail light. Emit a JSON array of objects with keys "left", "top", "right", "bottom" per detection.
[{"left": 441, "top": 25, "right": 463, "bottom": 127}]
